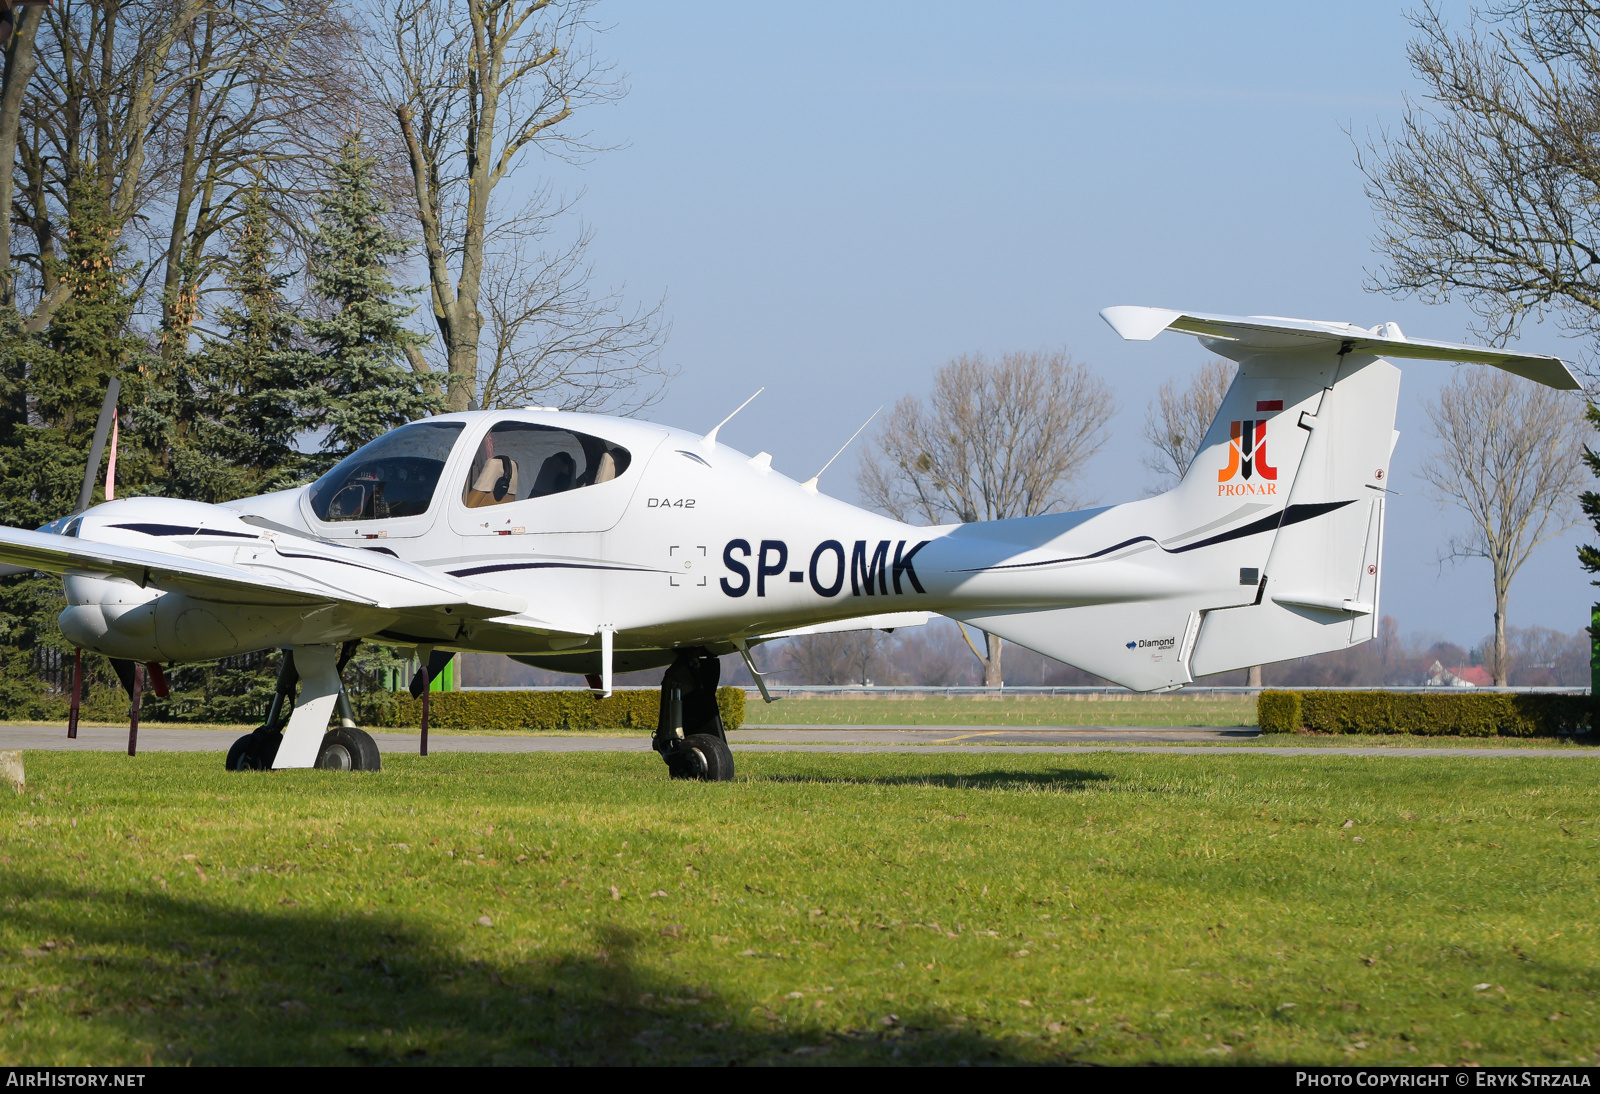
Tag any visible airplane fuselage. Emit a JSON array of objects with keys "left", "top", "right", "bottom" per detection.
[{"left": 52, "top": 406, "right": 1270, "bottom": 687}]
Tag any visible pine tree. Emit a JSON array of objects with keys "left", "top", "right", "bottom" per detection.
[
  {"left": 0, "top": 170, "right": 153, "bottom": 714},
  {"left": 134, "top": 248, "right": 226, "bottom": 503},
  {"left": 138, "top": 336, "right": 236, "bottom": 504},
  {"left": 130, "top": 190, "right": 316, "bottom": 715},
  {"left": 0, "top": 171, "right": 155, "bottom": 526},
  {"left": 1576, "top": 403, "right": 1600, "bottom": 694},
  {"left": 31, "top": 175, "right": 145, "bottom": 439},
  {"left": 136, "top": 190, "right": 310, "bottom": 504},
  {"left": 303, "top": 137, "right": 437, "bottom": 471},
  {"left": 190, "top": 187, "right": 312, "bottom": 495}
]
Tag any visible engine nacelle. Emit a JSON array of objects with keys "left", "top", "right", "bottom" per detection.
[
  {"left": 58, "top": 576, "right": 160, "bottom": 659},
  {"left": 58, "top": 575, "right": 392, "bottom": 661}
]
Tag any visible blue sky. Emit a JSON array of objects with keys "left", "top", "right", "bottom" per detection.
[{"left": 519, "top": 0, "right": 1594, "bottom": 648}]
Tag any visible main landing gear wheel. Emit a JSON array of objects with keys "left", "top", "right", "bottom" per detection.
[
  {"left": 654, "top": 648, "right": 734, "bottom": 781},
  {"left": 665, "top": 733, "right": 734, "bottom": 781},
  {"left": 226, "top": 726, "right": 280, "bottom": 771},
  {"left": 316, "top": 727, "right": 381, "bottom": 772}
]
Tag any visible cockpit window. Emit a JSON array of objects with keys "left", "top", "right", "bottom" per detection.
[
  {"left": 308, "top": 421, "right": 465, "bottom": 523},
  {"left": 463, "top": 422, "right": 631, "bottom": 509}
]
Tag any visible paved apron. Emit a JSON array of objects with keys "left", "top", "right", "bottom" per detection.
[{"left": 3, "top": 724, "right": 1595, "bottom": 759}]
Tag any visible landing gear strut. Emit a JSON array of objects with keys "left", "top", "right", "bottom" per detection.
[
  {"left": 226, "top": 642, "right": 381, "bottom": 772},
  {"left": 654, "top": 648, "right": 733, "bottom": 781}
]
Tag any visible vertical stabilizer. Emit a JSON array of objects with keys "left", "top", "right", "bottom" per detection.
[{"left": 1188, "top": 353, "right": 1400, "bottom": 676}]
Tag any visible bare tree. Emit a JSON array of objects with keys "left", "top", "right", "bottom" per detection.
[
  {"left": 777, "top": 630, "right": 887, "bottom": 686},
  {"left": 13, "top": 0, "right": 205, "bottom": 328},
  {"left": 1358, "top": 1, "right": 1600, "bottom": 367},
  {"left": 476, "top": 203, "right": 671, "bottom": 412},
  {"left": 373, "top": 0, "right": 667, "bottom": 411},
  {"left": 1142, "top": 357, "right": 1234, "bottom": 489},
  {"left": 11, "top": 1, "right": 360, "bottom": 338},
  {"left": 0, "top": 1, "right": 44, "bottom": 309},
  {"left": 1491, "top": 622, "right": 1590, "bottom": 685},
  {"left": 1424, "top": 368, "right": 1586, "bottom": 684},
  {"left": 143, "top": 1, "right": 364, "bottom": 346},
  {"left": 858, "top": 349, "right": 1116, "bottom": 684}
]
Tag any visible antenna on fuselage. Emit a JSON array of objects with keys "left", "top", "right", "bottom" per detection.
[
  {"left": 700, "top": 388, "right": 764, "bottom": 451},
  {"left": 800, "top": 407, "right": 880, "bottom": 494}
]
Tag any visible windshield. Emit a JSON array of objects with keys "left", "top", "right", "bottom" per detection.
[
  {"left": 462, "top": 422, "right": 631, "bottom": 508},
  {"left": 308, "top": 422, "right": 465, "bottom": 523}
]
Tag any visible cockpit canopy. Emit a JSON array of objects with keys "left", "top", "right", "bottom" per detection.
[
  {"left": 307, "top": 417, "right": 634, "bottom": 524},
  {"left": 462, "top": 421, "right": 631, "bottom": 508},
  {"left": 308, "top": 422, "right": 463, "bottom": 523}
]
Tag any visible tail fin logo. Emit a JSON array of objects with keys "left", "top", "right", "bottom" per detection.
[{"left": 1218, "top": 408, "right": 1278, "bottom": 495}]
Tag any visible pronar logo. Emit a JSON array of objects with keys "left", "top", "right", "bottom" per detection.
[{"left": 1217, "top": 399, "right": 1281, "bottom": 496}]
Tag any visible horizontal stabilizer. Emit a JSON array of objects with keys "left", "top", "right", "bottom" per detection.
[
  {"left": 1271, "top": 591, "right": 1373, "bottom": 616},
  {"left": 1100, "top": 306, "right": 1580, "bottom": 390}
]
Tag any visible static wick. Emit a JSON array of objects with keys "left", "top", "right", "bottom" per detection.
[{"left": 801, "top": 407, "right": 881, "bottom": 494}]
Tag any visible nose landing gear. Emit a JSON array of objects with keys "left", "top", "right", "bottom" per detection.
[
  {"left": 654, "top": 648, "right": 733, "bottom": 781},
  {"left": 226, "top": 642, "right": 381, "bottom": 772}
]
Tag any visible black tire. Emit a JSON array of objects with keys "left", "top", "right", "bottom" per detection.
[
  {"left": 316, "top": 726, "right": 381, "bottom": 772},
  {"left": 254, "top": 726, "right": 281, "bottom": 769},
  {"left": 349, "top": 727, "right": 381, "bottom": 771},
  {"left": 665, "top": 733, "right": 734, "bottom": 782},
  {"left": 226, "top": 734, "right": 258, "bottom": 771},
  {"left": 226, "top": 728, "right": 275, "bottom": 771}
]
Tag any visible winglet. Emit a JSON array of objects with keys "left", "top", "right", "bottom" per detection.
[{"left": 1100, "top": 306, "right": 1182, "bottom": 341}]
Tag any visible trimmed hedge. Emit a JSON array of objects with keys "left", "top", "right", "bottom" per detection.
[
  {"left": 1257, "top": 690, "right": 1302, "bottom": 734},
  {"left": 361, "top": 687, "right": 745, "bottom": 733},
  {"left": 1257, "top": 689, "right": 1590, "bottom": 737}
]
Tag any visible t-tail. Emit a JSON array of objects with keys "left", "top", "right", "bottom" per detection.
[{"left": 944, "top": 308, "right": 1579, "bottom": 692}]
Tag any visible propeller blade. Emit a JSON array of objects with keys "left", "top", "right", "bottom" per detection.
[
  {"left": 75, "top": 377, "right": 121, "bottom": 514},
  {"left": 336, "top": 639, "right": 359, "bottom": 674},
  {"left": 409, "top": 650, "right": 454, "bottom": 699},
  {"left": 109, "top": 656, "right": 136, "bottom": 700},
  {"left": 144, "top": 661, "right": 169, "bottom": 699}
]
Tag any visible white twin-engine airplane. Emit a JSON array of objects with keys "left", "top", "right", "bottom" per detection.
[{"left": 0, "top": 308, "right": 1578, "bottom": 779}]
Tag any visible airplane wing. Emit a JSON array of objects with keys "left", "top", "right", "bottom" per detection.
[
  {"left": 1099, "top": 306, "right": 1582, "bottom": 390},
  {"left": 0, "top": 524, "right": 528, "bottom": 621}
]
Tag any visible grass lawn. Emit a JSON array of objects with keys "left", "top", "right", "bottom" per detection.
[
  {"left": 741, "top": 696, "right": 1258, "bottom": 727},
  {"left": 1, "top": 750, "right": 1597, "bottom": 1066},
  {"left": 1176, "top": 735, "right": 1597, "bottom": 749},
  {"left": 727, "top": 731, "right": 1598, "bottom": 750}
]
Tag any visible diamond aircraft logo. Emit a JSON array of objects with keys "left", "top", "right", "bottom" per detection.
[{"left": 1218, "top": 400, "right": 1281, "bottom": 496}]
